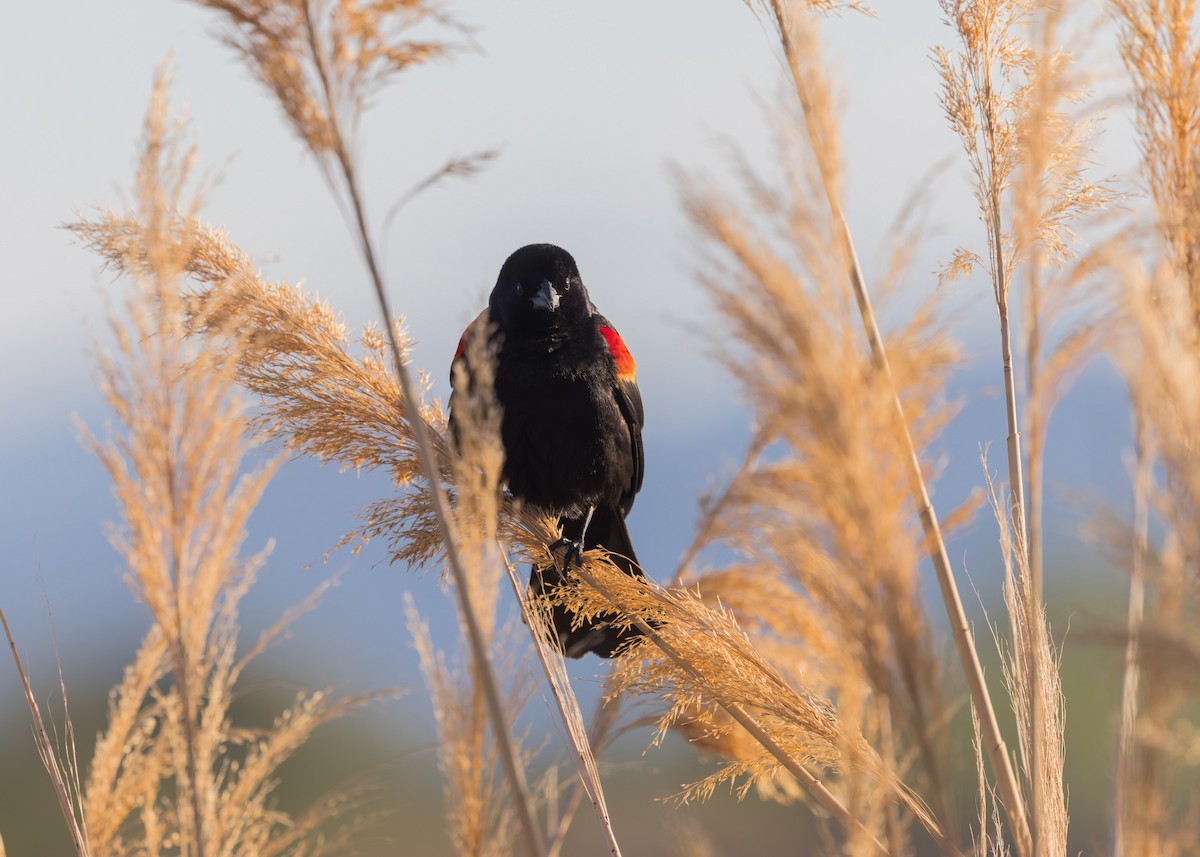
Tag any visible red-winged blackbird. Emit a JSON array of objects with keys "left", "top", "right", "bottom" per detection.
[{"left": 449, "top": 243, "right": 646, "bottom": 658}]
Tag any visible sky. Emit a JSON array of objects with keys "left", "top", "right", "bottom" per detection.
[{"left": 0, "top": 1, "right": 1143, "bottom": 851}]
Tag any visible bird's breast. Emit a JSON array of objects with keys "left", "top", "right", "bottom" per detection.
[{"left": 494, "top": 348, "right": 631, "bottom": 514}]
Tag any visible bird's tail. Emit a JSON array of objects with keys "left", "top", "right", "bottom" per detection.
[{"left": 529, "top": 505, "right": 646, "bottom": 659}]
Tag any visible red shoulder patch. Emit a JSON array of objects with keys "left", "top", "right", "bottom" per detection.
[
  {"left": 454, "top": 311, "right": 489, "bottom": 364},
  {"left": 599, "top": 325, "right": 636, "bottom": 381}
]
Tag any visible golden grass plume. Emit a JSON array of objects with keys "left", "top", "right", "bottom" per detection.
[
  {"left": 658, "top": 6, "right": 970, "bottom": 850},
  {"left": 55, "top": 65, "right": 389, "bottom": 857}
]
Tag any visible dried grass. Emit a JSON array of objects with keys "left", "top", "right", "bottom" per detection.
[
  {"left": 935, "top": 0, "right": 1109, "bottom": 590},
  {"left": 650, "top": 3, "right": 1006, "bottom": 853},
  {"left": 674, "top": 153, "right": 960, "bottom": 835},
  {"left": 12, "top": 65, "right": 391, "bottom": 857},
  {"left": 936, "top": 3, "right": 1112, "bottom": 854}
]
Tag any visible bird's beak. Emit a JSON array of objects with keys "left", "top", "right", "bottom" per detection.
[{"left": 530, "top": 277, "right": 560, "bottom": 312}]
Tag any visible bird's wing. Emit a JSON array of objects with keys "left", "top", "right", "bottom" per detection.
[
  {"left": 597, "top": 318, "right": 644, "bottom": 515},
  {"left": 448, "top": 309, "right": 490, "bottom": 439},
  {"left": 450, "top": 309, "right": 490, "bottom": 383}
]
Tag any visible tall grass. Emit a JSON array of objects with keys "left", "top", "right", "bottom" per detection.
[
  {"left": 936, "top": 3, "right": 1109, "bottom": 854},
  {"left": 7, "top": 0, "right": 1200, "bottom": 855},
  {"left": 2, "top": 65, "right": 387, "bottom": 856}
]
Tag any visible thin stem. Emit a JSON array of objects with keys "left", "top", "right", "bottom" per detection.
[
  {"left": 1002, "top": 301, "right": 1042, "bottom": 857},
  {"left": 166, "top": 469, "right": 207, "bottom": 857},
  {"left": 1022, "top": 281, "right": 1046, "bottom": 851},
  {"left": 977, "top": 36, "right": 1031, "bottom": 571},
  {"left": 545, "top": 690, "right": 623, "bottom": 857},
  {"left": 299, "top": 8, "right": 545, "bottom": 855},
  {"left": 1020, "top": 288, "right": 1048, "bottom": 857},
  {"left": 499, "top": 547, "right": 623, "bottom": 857},
  {"left": 998, "top": 309, "right": 1030, "bottom": 565}
]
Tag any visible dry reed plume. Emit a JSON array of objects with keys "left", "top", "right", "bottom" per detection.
[
  {"left": 935, "top": 2, "right": 1113, "bottom": 854},
  {"left": 667, "top": 72, "right": 964, "bottom": 846},
  {"left": 8, "top": 66, "right": 389, "bottom": 857}
]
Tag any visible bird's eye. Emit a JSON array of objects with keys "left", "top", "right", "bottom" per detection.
[
  {"left": 562, "top": 279, "right": 571, "bottom": 293},
  {"left": 516, "top": 282, "right": 524, "bottom": 296}
]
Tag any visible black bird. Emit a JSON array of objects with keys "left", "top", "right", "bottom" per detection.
[{"left": 450, "top": 243, "right": 646, "bottom": 657}]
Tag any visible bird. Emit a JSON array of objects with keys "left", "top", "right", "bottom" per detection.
[{"left": 449, "top": 243, "right": 646, "bottom": 658}]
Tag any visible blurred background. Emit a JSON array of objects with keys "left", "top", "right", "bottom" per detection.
[{"left": 1, "top": 2, "right": 1137, "bottom": 854}]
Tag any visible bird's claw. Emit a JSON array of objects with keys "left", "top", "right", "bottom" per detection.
[{"left": 549, "top": 536, "right": 584, "bottom": 571}]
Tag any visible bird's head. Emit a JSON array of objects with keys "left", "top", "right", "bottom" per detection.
[{"left": 489, "top": 243, "right": 593, "bottom": 340}]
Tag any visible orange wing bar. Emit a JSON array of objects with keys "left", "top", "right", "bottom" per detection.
[{"left": 599, "top": 325, "right": 636, "bottom": 381}]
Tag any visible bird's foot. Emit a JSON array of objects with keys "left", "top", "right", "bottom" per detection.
[{"left": 548, "top": 536, "right": 584, "bottom": 571}]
